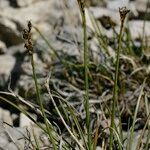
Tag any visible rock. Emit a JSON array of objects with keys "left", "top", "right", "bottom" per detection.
[
  {"left": 4, "top": 143, "right": 18, "bottom": 150},
  {"left": 0, "top": 17, "right": 23, "bottom": 46},
  {"left": 129, "top": 20, "right": 150, "bottom": 39},
  {"left": 35, "top": 25, "right": 89, "bottom": 59},
  {"left": 0, "top": 133, "right": 9, "bottom": 148},
  {"left": 85, "top": 0, "right": 106, "bottom": 7},
  {"left": 0, "top": 0, "right": 82, "bottom": 49},
  {"left": 32, "top": 22, "right": 53, "bottom": 40},
  {"left": 0, "top": 108, "right": 13, "bottom": 125},
  {"left": 107, "top": 0, "right": 129, "bottom": 11},
  {"left": 123, "top": 130, "right": 149, "bottom": 150},
  {"left": 0, "top": 0, "right": 65, "bottom": 47},
  {"left": 86, "top": 7, "right": 120, "bottom": 31},
  {"left": 0, "top": 0, "right": 63, "bottom": 27},
  {"left": 19, "top": 113, "right": 37, "bottom": 127},
  {"left": 15, "top": 52, "right": 48, "bottom": 96},
  {"left": 21, "top": 53, "right": 47, "bottom": 76},
  {"left": 56, "top": 25, "right": 92, "bottom": 44},
  {"left": 0, "top": 0, "right": 9, "bottom": 8},
  {"left": 4, "top": 127, "right": 30, "bottom": 149},
  {"left": 0, "top": 120, "right": 29, "bottom": 149},
  {"left": 7, "top": 44, "right": 25, "bottom": 56},
  {"left": 0, "top": 55, "right": 16, "bottom": 88},
  {"left": 16, "top": 0, "right": 37, "bottom": 7},
  {"left": 0, "top": 40, "right": 7, "bottom": 54},
  {"left": 96, "top": 147, "right": 103, "bottom": 150},
  {"left": 135, "top": 0, "right": 150, "bottom": 13}
]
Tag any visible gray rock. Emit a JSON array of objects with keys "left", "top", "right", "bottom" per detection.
[
  {"left": 0, "top": 0, "right": 63, "bottom": 27},
  {"left": 0, "top": 41, "right": 7, "bottom": 54},
  {"left": 0, "top": 0, "right": 9, "bottom": 8},
  {"left": 0, "top": 17, "right": 23, "bottom": 46},
  {"left": 57, "top": 25, "right": 92, "bottom": 44},
  {"left": 107, "top": 0, "right": 129, "bottom": 11},
  {"left": 135, "top": 0, "right": 150, "bottom": 13},
  {"left": 0, "top": 133, "right": 9, "bottom": 148},
  {"left": 16, "top": 0, "right": 37, "bottom": 7},
  {"left": 3, "top": 143, "right": 18, "bottom": 150},
  {"left": 0, "top": 120, "right": 30, "bottom": 150},
  {"left": 19, "top": 113, "right": 37, "bottom": 127},
  {"left": 0, "top": 108, "right": 13, "bottom": 126},
  {"left": 0, "top": 0, "right": 65, "bottom": 47},
  {"left": 0, "top": 55, "right": 16, "bottom": 88},
  {"left": 7, "top": 44, "right": 25, "bottom": 56},
  {"left": 87, "top": 7, "right": 120, "bottom": 27},
  {"left": 129, "top": 20, "right": 150, "bottom": 40}
]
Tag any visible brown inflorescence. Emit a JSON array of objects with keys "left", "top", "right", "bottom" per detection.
[
  {"left": 22, "top": 21, "right": 33, "bottom": 54},
  {"left": 119, "top": 7, "right": 130, "bottom": 24}
]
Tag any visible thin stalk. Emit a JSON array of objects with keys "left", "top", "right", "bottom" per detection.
[
  {"left": 109, "top": 18, "right": 124, "bottom": 150},
  {"left": 30, "top": 54, "right": 57, "bottom": 150},
  {"left": 83, "top": 14, "right": 91, "bottom": 150},
  {"left": 78, "top": 1, "right": 91, "bottom": 149},
  {"left": 109, "top": 7, "right": 130, "bottom": 149}
]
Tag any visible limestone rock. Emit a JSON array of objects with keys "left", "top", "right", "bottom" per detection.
[
  {"left": 19, "top": 113, "right": 37, "bottom": 127},
  {"left": 0, "top": 55, "right": 16, "bottom": 88},
  {"left": 129, "top": 20, "right": 150, "bottom": 39},
  {"left": 107, "top": 0, "right": 129, "bottom": 11},
  {"left": 135, "top": 0, "right": 150, "bottom": 13},
  {"left": 0, "top": 0, "right": 64, "bottom": 47},
  {"left": 0, "top": 0, "right": 9, "bottom": 8},
  {"left": 0, "top": 108, "right": 13, "bottom": 125},
  {"left": 0, "top": 40, "right": 7, "bottom": 54},
  {"left": 16, "top": 0, "right": 37, "bottom": 7},
  {"left": 0, "top": 17, "right": 23, "bottom": 46}
]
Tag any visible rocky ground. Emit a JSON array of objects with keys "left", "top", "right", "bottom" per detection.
[{"left": 0, "top": 0, "right": 150, "bottom": 149}]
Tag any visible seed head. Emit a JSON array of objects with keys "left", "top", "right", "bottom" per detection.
[
  {"left": 22, "top": 21, "right": 33, "bottom": 54},
  {"left": 119, "top": 7, "right": 130, "bottom": 23},
  {"left": 28, "top": 21, "right": 32, "bottom": 32},
  {"left": 22, "top": 29, "right": 29, "bottom": 40}
]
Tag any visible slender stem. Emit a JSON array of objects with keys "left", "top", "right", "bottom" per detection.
[
  {"left": 77, "top": 0, "right": 91, "bottom": 149},
  {"left": 109, "top": 20, "right": 124, "bottom": 150},
  {"left": 82, "top": 4, "right": 91, "bottom": 150},
  {"left": 30, "top": 54, "right": 57, "bottom": 150}
]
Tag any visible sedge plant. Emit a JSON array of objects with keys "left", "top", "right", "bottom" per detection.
[
  {"left": 22, "top": 21, "right": 57, "bottom": 150},
  {"left": 109, "top": 7, "right": 130, "bottom": 150}
]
